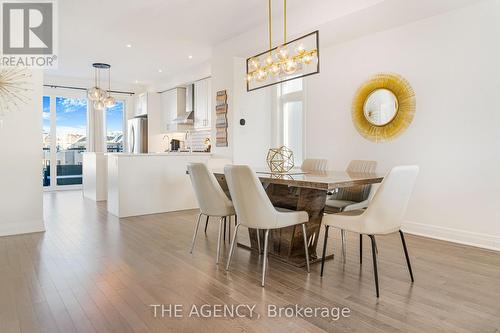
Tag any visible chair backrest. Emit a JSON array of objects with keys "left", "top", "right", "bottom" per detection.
[
  {"left": 334, "top": 160, "right": 378, "bottom": 202},
  {"left": 301, "top": 159, "right": 329, "bottom": 172},
  {"left": 224, "top": 165, "right": 277, "bottom": 229},
  {"left": 187, "top": 163, "right": 233, "bottom": 216},
  {"left": 362, "top": 165, "right": 419, "bottom": 234},
  {"left": 347, "top": 160, "right": 377, "bottom": 173}
]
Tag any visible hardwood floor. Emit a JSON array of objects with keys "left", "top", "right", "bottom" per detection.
[{"left": 1, "top": 190, "right": 499, "bottom": 332}]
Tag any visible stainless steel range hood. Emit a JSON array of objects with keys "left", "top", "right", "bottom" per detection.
[{"left": 173, "top": 84, "right": 194, "bottom": 124}]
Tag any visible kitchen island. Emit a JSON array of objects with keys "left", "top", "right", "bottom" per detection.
[{"left": 107, "top": 152, "right": 211, "bottom": 217}]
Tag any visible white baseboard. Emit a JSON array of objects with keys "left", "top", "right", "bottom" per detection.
[
  {"left": 0, "top": 219, "right": 46, "bottom": 237},
  {"left": 403, "top": 221, "right": 500, "bottom": 252}
]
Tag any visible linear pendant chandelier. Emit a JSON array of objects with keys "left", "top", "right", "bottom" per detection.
[{"left": 246, "top": 0, "right": 319, "bottom": 91}]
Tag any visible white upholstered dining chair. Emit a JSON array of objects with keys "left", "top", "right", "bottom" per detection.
[
  {"left": 224, "top": 165, "right": 310, "bottom": 287},
  {"left": 301, "top": 159, "right": 329, "bottom": 172},
  {"left": 326, "top": 160, "right": 378, "bottom": 259},
  {"left": 320, "top": 165, "right": 419, "bottom": 297},
  {"left": 187, "top": 163, "right": 235, "bottom": 264},
  {"left": 326, "top": 160, "right": 378, "bottom": 212}
]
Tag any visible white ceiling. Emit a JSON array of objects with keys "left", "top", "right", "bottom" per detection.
[
  {"left": 46, "top": 0, "right": 483, "bottom": 86},
  {"left": 45, "top": 0, "right": 385, "bottom": 85}
]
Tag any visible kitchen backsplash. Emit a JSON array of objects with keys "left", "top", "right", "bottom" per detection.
[
  {"left": 188, "top": 129, "right": 212, "bottom": 151},
  {"left": 165, "top": 129, "right": 212, "bottom": 152}
]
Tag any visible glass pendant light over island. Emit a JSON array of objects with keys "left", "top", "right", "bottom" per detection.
[
  {"left": 88, "top": 63, "right": 116, "bottom": 110},
  {"left": 246, "top": 0, "right": 319, "bottom": 91}
]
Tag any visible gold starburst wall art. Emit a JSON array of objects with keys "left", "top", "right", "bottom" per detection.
[
  {"left": 352, "top": 73, "right": 416, "bottom": 143},
  {"left": 0, "top": 67, "right": 32, "bottom": 125}
]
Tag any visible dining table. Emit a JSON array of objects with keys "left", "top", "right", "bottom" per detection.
[{"left": 212, "top": 167, "right": 384, "bottom": 267}]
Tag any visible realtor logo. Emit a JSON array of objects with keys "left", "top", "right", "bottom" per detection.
[{"left": 1, "top": 0, "right": 57, "bottom": 67}]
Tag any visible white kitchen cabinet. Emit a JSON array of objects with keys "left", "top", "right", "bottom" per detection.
[
  {"left": 162, "top": 87, "right": 186, "bottom": 132},
  {"left": 194, "top": 78, "right": 212, "bottom": 129},
  {"left": 134, "top": 92, "right": 148, "bottom": 117}
]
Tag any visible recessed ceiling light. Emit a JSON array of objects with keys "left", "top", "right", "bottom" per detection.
[
  {"left": 125, "top": 44, "right": 132, "bottom": 48},
  {"left": 188, "top": 55, "right": 193, "bottom": 59},
  {"left": 158, "top": 69, "right": 163, "bottom": 73}
]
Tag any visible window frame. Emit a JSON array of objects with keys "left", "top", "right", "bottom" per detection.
[{"left": 272, "top": 79, "right": 307, "bottom": 165}]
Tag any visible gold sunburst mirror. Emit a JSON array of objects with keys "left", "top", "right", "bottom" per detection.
[{"left": 352, "top": 73, "right": 416, "bottom": 142}]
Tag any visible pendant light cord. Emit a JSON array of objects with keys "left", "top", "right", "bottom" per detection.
[
  {"left": 268, "top": 0, "right": 272, "bottom": 50},
  {"left": 283, "top": 0, "right": 286, "bottom": 44}
]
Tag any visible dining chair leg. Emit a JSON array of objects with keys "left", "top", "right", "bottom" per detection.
[
  {"left": 341, "top": 230, "right": 347, "bottom": 262},
  {"left": 190, "top": 213, "right": 202, "bottom": 254},
  {"left": 226, "top": 224, "right": 241, "bottom": 271},
  {"left": 228, "top": 216, "right": 231, "bottom": 243},
  {"left": 320, "top": 225, "right": 329, "bottom": 277},
  {"left": 256, "top": 229, "right": 261, "bottom": 255},
  {"left": 216, "top": 217, "right": 224, "bottom": 264},
  {"left": 359, "top": 234, "right": 363, "bottom": 265},
  {"left": 261, "top": 229, "right": 270, "bottom": 287},
  {"left": 399, "top": 230, "right": 414, "bottom": 282},
  {"left": 302, "top": 224, "right": 310, "bottom": 273},
  {"left": 204, "top": 215, "right": 209, "bottom": 233},
  {"left": 223, "top": 217, "right": 227, "bottom": 241},
  {"left": 369, "top": 235, "right": 380, "bottom": 298}
]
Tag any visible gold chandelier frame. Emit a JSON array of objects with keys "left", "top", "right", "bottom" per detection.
[{"left": 246, "top": 0, "right": 320, "bottom": 92}]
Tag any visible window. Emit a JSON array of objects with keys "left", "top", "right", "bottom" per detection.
[
  {"left": 105, "top": 100, "right": 125, "bottom": 152},
  {"left": 274, "top": 79, "right": 305, "bottom": 165},
  {"left": 42, "top": 94, "right": 88, "bottom": 188},
  {"left": 55, "top": 97, "right": 88, "bottom": 186},
  {"left": 42, "top": 96, "right": 51, "bottom": 187}
]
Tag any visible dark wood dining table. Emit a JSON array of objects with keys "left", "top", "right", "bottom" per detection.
[{"left": 213, "top": 168, "right": 384, "bottom": 267}]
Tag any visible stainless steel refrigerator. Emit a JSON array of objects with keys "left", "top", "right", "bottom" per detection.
[{"left": 127, "top": 118, "right": 148, "bottom": 153}]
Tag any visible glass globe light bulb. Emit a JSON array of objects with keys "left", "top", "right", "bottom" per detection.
[
  {"left": 296, "top": 44, "right": 306, "bottom": 55},
  {"left": 270, "top": 63, "right": 281, "bottom": 76},
  {"left": 94, "top": 100, "right": 105, "bottom": 111},
  {"left": 96, "top": 88, "right": 106, "bottom": 101},
  {"left": 249, "top": 58, "right": 260, "bottom": 72},
  {"left": 276, "top": 45, "right": 289, "bottom": 60},
  {"left": 302, "top": 54, "right": 313, "bottom": 65},
  {"left": 88, "top": 87, "right": 101, "bottom": 101},
  {"left": 283, "top": 59, "right": 298, "bottom": 74},
  {"left": 256, "top": 69, "right": 268, "bottom": 82},
  {"left": 104, "top": 95, "right": 116, "bottom": 108},
  {"left": 265, "top": 54, "right": 274, "bottom": 66},
  {"left": 246, "top": 73, "right": 253, "bottom": 82}
]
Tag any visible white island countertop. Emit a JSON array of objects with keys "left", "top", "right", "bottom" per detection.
[
  {"left": 108, "top": 152, "right": 212, "bottom": 157},
  {"left": 107, "top": 152, "right": 211, "bottom": 218}
]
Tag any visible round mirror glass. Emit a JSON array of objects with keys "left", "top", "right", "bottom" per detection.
[{"left": 363, "top": 89, "right": 399, "bottom": 126}]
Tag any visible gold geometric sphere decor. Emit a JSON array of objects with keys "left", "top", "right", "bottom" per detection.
[
  {"left": 267, "top": 146, "right": 294, "bottom": 173},
  {"left": 352, "top": 73, "right": 416, "bottom": 143}
]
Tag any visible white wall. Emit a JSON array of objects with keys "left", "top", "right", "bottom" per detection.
[
  {"left": 306, "top": 0, "right": 500, "bottom": 250},
  {"left": 0, "top": 70, "right": 45, "bottom": 236},
  {"left": 232, "top": 58, "right": 272, "bottom": 166}
]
